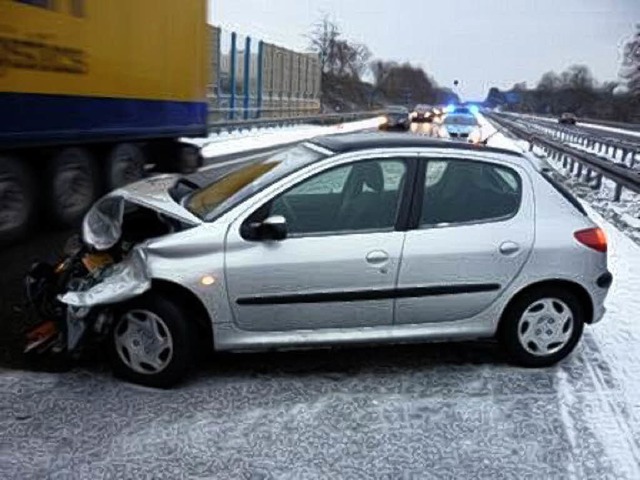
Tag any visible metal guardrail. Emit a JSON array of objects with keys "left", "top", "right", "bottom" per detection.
[
  {"left": 580, "top": 117, "right": 640, "bottom": 132},
  {"left": 487, "top": 113, "right": 640, "bottom": 202},
  {"left": 500, "top": 111, "right": 640, "bottom": 133},
  {"left": 206, "top": 111, "right": 382, "bottom": 134},
  {"left": 507, "top": 114, "right": 640, "bottom": 169}
]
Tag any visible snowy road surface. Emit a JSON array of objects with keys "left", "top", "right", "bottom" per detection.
[
  {"left": 2, "top": 127, "right": 640, "bottom": 478},
  {"left": 1, "top": 213, "right": 640, "bottom": 479}
]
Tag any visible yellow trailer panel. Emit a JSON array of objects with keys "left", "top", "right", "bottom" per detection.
[{"left": 0, "top": 0, "right": 208, "bottom": 102}]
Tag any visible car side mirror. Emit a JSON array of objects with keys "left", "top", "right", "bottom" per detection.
[{"left": 242, "top": 215, "right": 288, "bottom": 241}]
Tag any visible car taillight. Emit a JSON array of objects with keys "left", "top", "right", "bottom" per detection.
[{"left": 574, "top": 227, "right": 607, "bottom": 253}]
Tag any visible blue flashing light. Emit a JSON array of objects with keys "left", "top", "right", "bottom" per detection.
[
  {"left": 445, "top": 104, "right": 455, "bottom": 113},
  {"left": 469, "top": 105, "right": 480, "bottom": 114}
]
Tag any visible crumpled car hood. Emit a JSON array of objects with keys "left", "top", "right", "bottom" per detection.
[{"left": 83, "top": 174, "right": 202, "bottom": 250}]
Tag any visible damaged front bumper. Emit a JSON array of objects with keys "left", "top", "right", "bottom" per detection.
[
  {"left": 59, "top": 247, "right": 151, "bottom": 308},
  {"left": 24, "top": 246, "right": 152, "bottom": 356},
  {"left": 23, "top": 175, "right": 202, "bottom": 357}
]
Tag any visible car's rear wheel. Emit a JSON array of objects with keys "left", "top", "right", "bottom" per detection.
[
  {"left": 499, "top": 287, "right": 584, "bottom": 367},
  {"left": 108, "top": 293, "right": 194, "bottom": 388}
]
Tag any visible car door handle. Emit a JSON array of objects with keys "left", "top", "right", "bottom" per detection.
[
  {"left": 366, "top": 250, "right": 389, "bottom": 264},
  {"left": 499, "top": 241, "right": 520, "bottom": 255}
]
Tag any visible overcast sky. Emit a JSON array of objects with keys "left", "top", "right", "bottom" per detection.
[{"left": 210, "top": 0, "right": 639, "bottom": 100}]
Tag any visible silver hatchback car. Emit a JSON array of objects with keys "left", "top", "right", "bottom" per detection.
[{"left": 26, "top": 133, "right": 612, "bottom": 387}]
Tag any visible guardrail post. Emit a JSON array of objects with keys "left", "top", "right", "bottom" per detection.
[
  {"left": 575, "top": 162, "right": 583, "bottom": 178},
  {"left": 243, "top": 36, "right": 251, "bottom": 120},
  {"left": 562, "top": 155, "right": 568, "bottom": 169},
  {"left": 631, "top": 152, "right": 638, "bottom": 169},
  {"left": 229, "top": 32, "right": 237, "bottom": 120},
  {"left": 613, "top": 183, "right": 623, "bottom": 202},
  {"left": 593, "top": 174, "right": 602, "bottom": 190},
  {"left": 256, "top": 41, "right": 264, "bottom": 119}
]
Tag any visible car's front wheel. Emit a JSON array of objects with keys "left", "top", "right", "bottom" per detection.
[
  {"left": 108, "top": 293, "right": 194, "bottom": 388},
  {"left": 499, "top": 287, "right": 585, "bottom": 367}
]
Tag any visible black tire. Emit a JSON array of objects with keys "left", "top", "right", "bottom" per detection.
[
  {"left": 0, "top": 155, "right": 37, "bottom": 246},
  {"left": 498, "top": 286, "right": 585, "bottom": 367},
  {"left": 108, "top": 292, "right": 197, "bottom": 388},
  {"left": 49, "top": 147, "right": 99, "bottom": 227},
  {"left": 108, "top": 293, "right": 194, "bottom": 388},
  {"left": 104, "top": 143, "right": 146, "bottom": 191}
]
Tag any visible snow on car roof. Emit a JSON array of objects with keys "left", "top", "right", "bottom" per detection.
[{"left": 310, "top": 132, "right": 523, "bottom": 157}]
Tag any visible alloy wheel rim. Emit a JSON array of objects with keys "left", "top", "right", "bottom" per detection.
[
  {"left": 517, "top": 297, "right": 574, "bottom": 356},
  {"left": 114, "top": 309, "right": 174, "bottom": 375}
]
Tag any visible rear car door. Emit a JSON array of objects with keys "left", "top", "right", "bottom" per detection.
[
  {"left": 225, "top": 156, "right": 413, "bottom": 332},
  {"left": 395, "top": 156, "right": 534, "bottom": 324}
]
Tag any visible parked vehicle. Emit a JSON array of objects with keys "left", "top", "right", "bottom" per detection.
[
  {"left": 380, "top": 106, "right": 411, "bottom": 130},
  {"left": 411, "top": 104, "right": 434, "bottom": 122},
  {"left": 438, "top": 114, "right": 482, "bottom": 142},
  {"left": 559, "top": 112, "right": 578, "bottom": 125},
  {"left": 25, "top": 133, "right": 611, "bottom": 387},
  {"left": 0, "top": 0, "right": 210, "bottom": 245}
]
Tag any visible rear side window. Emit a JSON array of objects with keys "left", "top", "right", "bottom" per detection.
[
  {"left": 421, "top": 160, "right": 522, "bottom": 226},
  {"left": 540, "top": 171, "right": 587, "bottom": 216}
]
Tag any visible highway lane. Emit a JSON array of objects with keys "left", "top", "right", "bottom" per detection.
[{"left": 510, "top": 113, "right": 640, "bottom": 145}]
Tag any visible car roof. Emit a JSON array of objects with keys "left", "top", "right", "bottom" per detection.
[{"left": 309, "top": 132, "right": 522, "bottom": 157}]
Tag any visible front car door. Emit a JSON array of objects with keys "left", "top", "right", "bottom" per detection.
[
  {"left": 395, "top": 155, "right": 534, "bottom": 324},
  {"left": 225, "top": 155, "right": 414, "bottom": 332}
]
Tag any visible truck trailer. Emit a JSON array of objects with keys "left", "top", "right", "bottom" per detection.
[{"left": 0, "top": 0, "right": 209, "bottom": 244}]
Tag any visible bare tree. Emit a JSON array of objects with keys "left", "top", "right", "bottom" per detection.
[
  {"left": 537, "top": 71, "right": 562, "bottom": 91},
  {"left": 370, "top": 60, "right": 447, "bottom": 105},
  {"left": 563, "top": 65, "right": 596, "bottom": 90},
  {"left": 308, "top": 15, "right": 371, "bottom": 81},
  {"left": 307, "top": 14, "right": 340, "bottom": 74},
  {"left": 620, "top": 24, "right": 640, "bottom": 96}
]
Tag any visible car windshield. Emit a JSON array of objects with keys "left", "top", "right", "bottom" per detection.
[
  {"left": 387, "top": 106, "right": 408, "bottom": 114},
  {"left": 444, "top": 114, "right": 477, "bottom": 126},
  {"left": 186, "top": 144, "right": 326, "bottom": 220}
]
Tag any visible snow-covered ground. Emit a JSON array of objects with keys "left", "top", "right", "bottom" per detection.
[
  {"left": 476, "top": 112, "right": 530, "bottom": 152},
  {"left": 508, "top": 112, "right": 640, "bottom": 140},
  {"left": 2, "top": 118, "right": 640, "bottom": 478},
  {"left": 2, "top": 205, "right": 640, "bottom": 478},
  {"left": 189, "top": 117, "right": 384, "bottom": 160}
]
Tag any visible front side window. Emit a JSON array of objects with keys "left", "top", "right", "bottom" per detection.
[
  {"left": 262, "top": 159, "right": 407, "bottom": 236},
  {"left": 421, "top": 160, "right": 521, "bottom": 227}
]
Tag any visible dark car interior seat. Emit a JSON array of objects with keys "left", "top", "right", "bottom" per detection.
[
  {"left": 337, "top": 162, "right": 388, "bottom": 230},
  {"left": 423, "top": 162, "right": 518, "bottom": 225}
]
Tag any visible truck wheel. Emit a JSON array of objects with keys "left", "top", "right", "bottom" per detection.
[
  {"left": 105, "top": 143, "right": 146, "bottom": 191},
  {"left": 49, "top": 147, "right": 99, "bottom": 227},
  {"left": 0, "top": 155, "right": 36, "bottom": 245},
  {"left": 176, "top": 143, "right": 203, "bottom": 174}
]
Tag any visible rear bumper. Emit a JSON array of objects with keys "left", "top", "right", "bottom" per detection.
[{"left": 590, "top": 271, "right": 613, "bottom": 324}]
